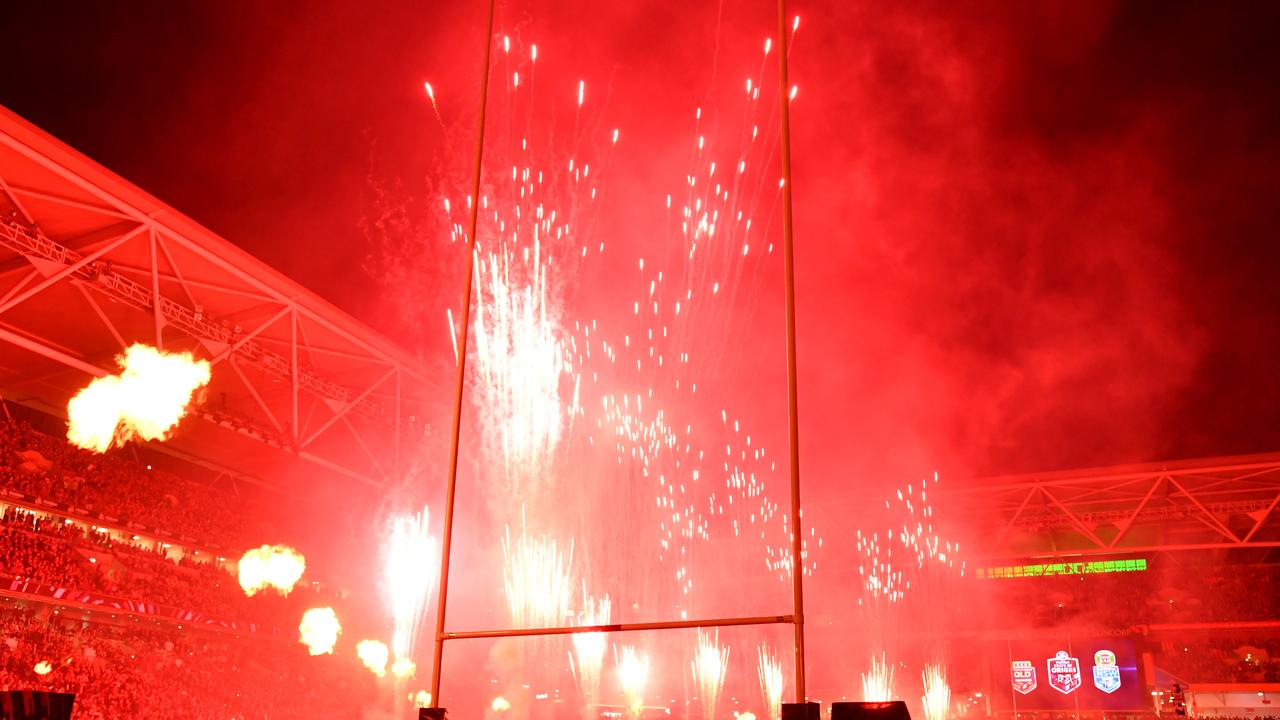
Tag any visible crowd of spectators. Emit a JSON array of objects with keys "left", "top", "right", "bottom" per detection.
[
  {"left": 0, "top": 419, "right": 256, "bottom": 547},
  {"left": 980, "top": 563, "right": 1280, "bottom": 630},
  {"left": 0, "top": 506, "right": 323, "bottom": 630},
  {"left": 0, "top": 605, "right": 380, "bottom": 719},
  {"left": 1155, "top": 637, "right": 1280, "bottom": 684},
  {"left": 0, "top": 417, "right": 391, "bottom": 717}
]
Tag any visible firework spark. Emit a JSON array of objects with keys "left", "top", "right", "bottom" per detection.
[
  {"left": 298, "top": 607, "right": 341, "bottom": 656},
  {"left": 758, "top": 646, "right": 784, "bottom": 720},
  {"left": 386, "top": 506, "right": 436, "bottom": 662},
  {"left": 238, "top": 544, "right": 306, "bottom": 596},
  {"left": 66, "top": 343, "right": 210, "bottom": 452},
  {"left": 502, "top": 514, "right": 574, "bottom": 628},
  {"left": 856, "top": 530, "right": 906, "bottom": 605},
  {"left": 615, "top": 645, "right": 650, "bottom": 719},
  {"left": 922, "top": 664, "right": 951, "bottom": 720},
  {"left": 472, "top": 239, "right": 580, "bottom": 486},
  {"left": 862, "top": 653, "right": 895, "bottom": 702},
  {"left": 692, "top": 630, "right": 729, "bottom": 720},
  {"left": 357, "top": 639, "right": 390, "bottom": 678},
  {"left": 569, "top": 589, "right": 611, "bottom": 714}
]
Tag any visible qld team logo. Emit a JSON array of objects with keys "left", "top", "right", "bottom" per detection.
[
  {"left": 1047, "top": 650, "right": 1082, "bottom": 694},
  {"left": 1092, "top": 649, "right": 1121, "bottom": 693},
  {"left": 1011, "top": 660, "right": 1037, "bottom": 694}
]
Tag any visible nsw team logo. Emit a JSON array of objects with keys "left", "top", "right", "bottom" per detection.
[
  {"left": 1047, "top": 651, "right": 1082, "bottom": 694},
  {"left": 1010, "top": 660, "right": 1037, "bottom": 694},
  {"left": 1092, "top": 649, "right": 1121, "bottom": 693}
]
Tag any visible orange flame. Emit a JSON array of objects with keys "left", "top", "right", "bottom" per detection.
[
  {"left": 357, "top": 639, "right": 389, "bottom": 677},
  {"left": 238, "top": 544, "right": 306, "bottom": 596},
  {"left": 67, "top": 344, "right": 211, "bottom": 452},
  {"left": 391, "top": 657, "right": 417, "bottom": 679},
  {"left": 298, "top": 607, "right": 341, "bottom": 655}
]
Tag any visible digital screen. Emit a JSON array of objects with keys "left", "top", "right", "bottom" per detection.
[
  {"left": 977, "top": 558, "right": 1147, "bottom": 579},
  {"left": 992, "top": 637, "right": 1147, "bottom": 711}
]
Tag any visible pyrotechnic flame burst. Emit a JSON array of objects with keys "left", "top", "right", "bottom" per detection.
[
  {"left": 238, "top": 544, "right": 306, "bottom": 596},
  {"left": 66, "top": 343, "right": 210, "bottom": 452},
  {"left": 386, "top": 506, "right": 436, "bottom": 662},
  {"left": 569, "top": 589, "right": 611, "bottom": 715},
  {"left": 692, "top": 630, "right": 729, "bottom": 720},
  {"left": 758, "top": 646, "right": 784, "bottom": 720},
  {"left": 411, "top": 690, "right": 432, "bottom": 708},
  {"left": 492, "top": 696, "right": 512, "bottom": 712},
  {"left": 922, "top": 664, "right": 951, "bottom": 720},
  {"left": 33, "top": 660, "right": 52, "bottom": 676},
  {"left": 502, "top": 514, "right": 574, "bottom": 628},
  {"left": 357, "top": 639, "right": 390, "bottom": 677},
  {"left": 862, "top": 653, "right": 895, "bottom": 702},
  {"left": 614, "top": 645, "right": 650, "bottom": 719},
  {"left": 298, "top": 607, "right": 341, "bottom": 656},
  {"left": 391, "top": 657, "right": 417, "bottom": 679}
]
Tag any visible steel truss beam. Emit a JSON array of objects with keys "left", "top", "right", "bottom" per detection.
[
  {"left": 945, "top": 455, "right": 1280, "bottom": 558},
  {"left": 0, "top": 112, "right": 434, "bottom": 487},
  {"left": 0, "top": 216, "right": 390, "bottom": 425}
]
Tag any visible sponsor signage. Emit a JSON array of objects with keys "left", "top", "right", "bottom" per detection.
[
  {"left": 1047, "top": 650, "right": 1083, "bottom": 694},
  {"left": 1093, "top": 650, "right": 1121, "bottom": 693},
  {"left": 999, "top": 640, "right": 1143, "bottom": 711},
  {"left": 1011, "top": 660, "right": 1037, "bottom": 694}
]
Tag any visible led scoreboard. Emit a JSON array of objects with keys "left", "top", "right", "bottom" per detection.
[{"left": 994, "top": 637, "right": 1146, "bottom": 711}]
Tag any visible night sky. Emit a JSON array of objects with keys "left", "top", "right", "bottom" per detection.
[{"left": 5, "top": 0, "right": 1280, "bottom": 491}]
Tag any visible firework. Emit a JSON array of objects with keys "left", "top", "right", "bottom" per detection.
[
  {"left": 33, "top": 660, "right": 52, "bottom": 676},
  {"left": 492, "top": 696, "right": 512, "bottom": 712},
  {"left": 472, "top": 238, "right": 580, "bottom": 487},
  {"left": 298, "top": 607, "right": 341, "bottom": 656},
  {"left": 376, "top": 34, "right": 825, "bottom": 629},
  {"left": 386, "top": 506, "right": 436, "bottom": 661},
  {"left": 66, "top": 343, "right": 210, "bottom": 452},
  {"left": 502, "top": 515, "right": 574, "bottom": 628},
  {"left": 692, "top": 630, "right": 729, "bottom": 720},
  {"left": 569, "top": 590, "right": 611, "bottom": 714},
  {"left": 862, "top": 653, "right": 895, "bottom": 702},
  {"left": 238, "top": 544, "right": 306, "bottom": 596},
  {"left": 614, "top": 645, "right": 650, "bottom": 719},
  {"left": 758, "top": 646, "right": 784, "bottom": 720},
  {"left": 886, "top": 474, "right": 962, "bottom": 576},
  {"left": 857, "top": 474, "right": 967, "bottom": 681},
  {"left": 357, "top": 639, "right": 390, "bottom": 677},
  {"left": 411, "top": 690, "right": 432, "bottom": 708},
  {"left": 922, "top": 664, "right": 951, "bottom": 720},
  {"left": 855, "top": 531, "right": 906, "bottom": 605}
]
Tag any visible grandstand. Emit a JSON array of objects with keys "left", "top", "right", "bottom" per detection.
[{"left": 0, "top": 106, "right": 422, "bottom": 716}]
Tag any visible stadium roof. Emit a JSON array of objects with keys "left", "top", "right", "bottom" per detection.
[
  {"left": 0, "top": 104, "right": 439, "bottom": 489},
  {"left": 946, "top": 451, "right": 1280, "bottom": 561}
]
